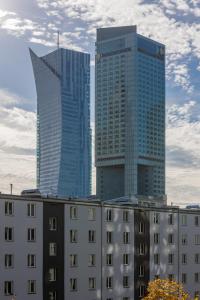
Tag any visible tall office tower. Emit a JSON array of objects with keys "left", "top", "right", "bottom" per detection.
[
  {"left": 30, "top": 48, "right": 91, "bottom": 198},
  {"left": 95, "top": 26, "right": 165, "bottom": 200}
]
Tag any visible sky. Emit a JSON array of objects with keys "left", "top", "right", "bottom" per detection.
[{"left": 0, "top": 0, "right": 200, "bottom": 204}]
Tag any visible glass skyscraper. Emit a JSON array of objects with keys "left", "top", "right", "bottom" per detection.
[
  {"left": 30, "top": 48, "right": 91, "bottom": 198},
  {"left": 95, "top": 26, "right": 165, "bottom": 201}
]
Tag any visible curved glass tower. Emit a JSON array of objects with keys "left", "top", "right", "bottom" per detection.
[{"left": 30, "top": 48, "right": 91, "bottom": 198}]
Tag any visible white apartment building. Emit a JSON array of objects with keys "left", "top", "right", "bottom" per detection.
[{"left": 0, "top": 193, "right": 200, "bottom": 300}]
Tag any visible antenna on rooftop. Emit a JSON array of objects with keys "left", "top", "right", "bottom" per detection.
[
  {"left": 10, "top": 184, "right": 13, "bottom": 195},
  {"left": 57, "top": 30, "right": 60, "bottom": 50}
]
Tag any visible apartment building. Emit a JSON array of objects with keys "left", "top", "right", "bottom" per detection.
[{"left": 0, "top": 193, "right": 200, "bottom": 300}]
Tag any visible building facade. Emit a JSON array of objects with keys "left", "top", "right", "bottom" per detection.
[
  {"left": 1, "top": 194, "right": 200, "bottom": 300},
  {"left": 95, "top": 26, "right": 165, "bottom": 200},
  {"left": 30, "top": 48, "right": 91, "bottom": 198}
]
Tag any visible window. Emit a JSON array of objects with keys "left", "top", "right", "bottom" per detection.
[
  {"left": 88, "top": 208, "right": 95, "bottom": 221},
  {"left": 70, "top": 278, "right": 77, "bottom": 291},
  {"left": 88, "top": 230, "right": 96, "bottom": 243},
  {"left": 123, "top": 276, "right": 129, "bottom": 288},
  {"left": 70, "top": 230, "right": 77, "bottom": 243},
  {"left": 88, "top": 254, "right": 95, "bottom": 266},
  {"left": 139, "top": 244, "right": 145, "bottom": 255},
  {"left": 27, "top": 203, "right": 35, "bottom": 217},
  {"left": 27, "top": 254, "right": 36, "bottom": 268},
  {"left": 154, "top": 254, "right": 160, "bottom": 265},
  {"left": 154, "top": 233, "right": 160, "bottom": 244},
  {"left": 195, "top": 273, "right": 200, "bottom": 283},
  {"left": 70, "top": 206, "right": 78, "bottom": 219},
  {"left": 89, "top": 277, "right": 96, "bottom": 290},
  {"left": 154, "top": 275, "right": 160, "bottom": 279},
  {"left": 49, "top": 217, "right": 57, "bottom": 231},
  {"left": 123, "top": 254, "right": 130, "bottom": 265},
  {"left": 5, "top": 254, "right": 13, "bottom": 268},
  {"left": 107, "top": 231, "right": 113, "bottom": 244},
  {"left": 168, "top": 253, "right": 174, "bottom": 265},
  {"left": 195, "top": 253, "right": 200, "bottom": 264},
  {"left": 28, "top": 280, "right": 36, "bottom": 294},
  {"left": 139, "top": 285, "right": 146, "bottom": 297},
  {"left": 5, "top": 227, "right": 13, "bottom": 241},
  {"left": 70, "top": 255, "right": 78, "bottom": 267},
  {"left": 27, "top": 228, "right": 36, "bottom": 242},
  {"left": 49, "top": 268, "right": 56, "bottom": 282},
  {"left": 106, "top": 254, "right": 113, "bottom": 266},
  {"left": 168, "top": 234, "right": 174, "bottom": 245},
  {"left": 182, "top": 234, "right": 187, "bottom": 245},
  {"left": 139, "top": 265, "right": 145, "bottom": 277},
  {"left": 5, "top": 201, "right": 14, "bottom": 216},
  {"left": 168, "top": 214, "right": 173, "bottom": 225},
  {"left": 49, "top": 291, "right": 57, "bottom": 300},
  {"left": 195, "top": 235, "right": 200, "bottom": 245},
  {"left": 168, "top": 274, "right": 174, "bottom": 281},
  {"left": 4, "top": 281, "right": 13, "bottom": 295},
  {"left": 106, "top": 209, "right": 113, "bottom": 221},
  {"left": 195, "top": 291, "right": 200, "bottom": 298},
  {"left": 123, "top": 210, "right": 129, "bottom": 222},
  {"left": 139, "top": 222, "right": 145, "bottom": 233},
  {"left": 181, "top": 215, "right": 187, "bottom": 226},
  {"left": 182, "top": 254, "right": 187, "bottom": 264},
  {"left": 153, "top": 212, "right": 160, "bottom": 224},
  {"left": 123, "top": 232, "right": 130, "bottom": 244},
  {"left": 195, "top": 216, "right": 200, "bottom": 226},
  {"left": 106, "top": 277, "right": 113, "bottom": 289},
  {"left": 49, "top": 243, "right": 57, "bottom": 256},
  {"left": 182, "top": 273, "right": 187, "bottom": 284}
]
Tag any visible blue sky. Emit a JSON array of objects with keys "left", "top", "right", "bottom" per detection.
[{"left": 0, "top": 0, "right": 200, "bottom": 204}]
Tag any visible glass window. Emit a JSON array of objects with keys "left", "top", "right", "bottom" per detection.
[
  {"left": 182, "top": 254, "right": 187, "bottom": 264},
  {"left": 123, "top": 210, "right": 129, "bottom": 222},
  {"left": 70, "top": 278, "right": 77, "bottom": 291},
  {"left": 154, "top": 253, "right": 160, "bottom": 265},
  {"left": 27, "top": 254, "right": 36, "bottom": 268},
  {"left": 106, "top": 277, "right": 113, "bottom": 289},
  {"left": 48, "top": 268, "right": 57, "bottom": 282},
  {"left": 5, "top": 201, "right": 14, "bottom": 216},
  {"left": 123, "top": 276, "right": 129, "bottom": 288},
  {"left": 106, "top": 209, "right": 113, "bottom": 222},
  {"left": 70, "top": 206, "right": 78, "bottom": 219},
  {"left": 182, "top": 273, "right": 187, "bottom": 284},
  {"left": 123, "top": 253, "right": 130, "bottom": 265},
  {"left": 154, "top": 233, "right": 160, "bottom": 244},
  {"left": 28, "top": 280, "right": 36, "bottom": 294},
  {"left": 106, "top": 254, "right": 113, "bottom": 266},
  {"left": 4, "top": 281, "right": 13, "bottom": 296},
  {"left": 49, "top": 243, "right": 57, "bottom": 256},
  {"left": 89, "top": 277, "right": 96, "bottom": 290},
  {"left": 88, "top": 208, "right": 95, "bottom": 221},
  {"left": 49, "top": 217, "right": 57, "bottom": 231},
  {"left": 49, "top": 291, "right": 57, "bottom": 300},
  {"left": 123, "top": 232, "right": 130, "bottom": 244},
  {"left": 153, "top": 212, "right": 160, "bottom": 224},
  {"left": 5, "top": 254, "right": 13, "bottom": 268},
  {"left": 70, "top": 230, "right": 77, "bottom": 243},
  {"left": 5, "top": 227, "right": 13, "bottom": 242},
  {"left": 181, "top": 215, "right": 187, "bottom": 226},
  {"left": 27, "top": 228, "right": 36, "bottom": 242},
  {"left": 70, "top": 255, "right": 78, "bottom": 267},
  {"left": 27, "top": 203, "right": 35, "bottom": 217},
  {"left": 107, "top": 231, "right": 113, "bottom": 244},
  {"left": 88, "top": 254, "right": 95, "bottom": 267},
  {"left": 88, "top": 230, "right": 96, "bottom": 243}
]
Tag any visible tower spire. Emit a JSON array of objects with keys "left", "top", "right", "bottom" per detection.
[{"left": 57, "top": 31, "right": 60, "bottom": 50}]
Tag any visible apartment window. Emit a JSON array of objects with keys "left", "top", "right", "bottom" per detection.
[
  {"left": 154, "top": 253, "right": 160, "bottom": 265},
  {"left": 123, "top": 232, "right": 130, "bottom": 244},
  {"left": 195, "top": 253, "right": 200, "bottom": 264},
  {"left": 168, "top": 253, "right": 174, "bottom": 265},
  {"left": 5, "top": 201, "right": 14, "bottom": 216},
  {"left": 139, "top": 243, "right": 145, "bottom": 255},
  {"left": 5, "top": 254, "right": 13, "bottom": 268},
  {"left": 123, "top": 253, "right": 130, "bottom": 265},
  {"left": 70, "top": 206, "right": 78, "bottom": 219},
  {"left": 182, "top": 234, "right": 187, "bottom": 245},
  {"left": 88, "top": 254, "right": 95, "bottom": 266},
  {"left": 49, "top": 243, "right": 57, "bottom": 256},
  {"left": 139, "top": 222, "right": 145, "bottom": 233},
  {"left": 49, "top": 217, "right": 57, "bottom": 231},
  {"left": 70, "top": 278, "right": 77, "bottom": 291},
  {"left": 106, "top": 254, "right": 113, "bottom": 266},
  {"left": 123, "top": 210, "right": 129, "bottom": 222},
  {"left": 28, "top": 280, "right": 36, "bottom": 294},
  {"left": 154, "top": 233, "right": 160, "bottom": 244},
  {"left": 139, "top": 285, "right": 146, "bottom": 297},
  {"left": 27, "top": 203, "right": 35, "bottom": 217},
  {"left": 139, "top": 265, "right": 145, "bottom": 277},
  {"left": 89, "top": 277, "right": 96, "bottom": 290},
  {"left": 27, "top": 254, "right": 36, "bottom": 268},
  {"left": 88, "top": 230, "right": 96, "bottom": 243},
  {"left": 106, "top": 277, "right": 113, "bottom": 289},
  {"left": 195, "top": 235, "right": 200, "bottom": 245},
  {"left": 106, "top": 209, "right": 113, "bottom": 221},
  {"left": 195, "top": 273, "right": 200, "bottom": 283},
  {"left": 70, "top": 230, "right": 77, "bottom": 243},
  {"left": 5, "top": 227, "right": 13, "bottom": 241},
  {"left": 70, "top": 255, "right": 78, "bottom": 267},
  {"left": 168, "top": 274, "right": 174, "bottom": 281},
  {"left": 27, "top": 228, "right": 36, "bottom": 242},
  {"left": 168, "top": 234, "right": 174, "bottom": 245},
  {"left": 107, "top": 231, "right": 113, "bottom": 244},
  {"left": 181, "top": 215, "right": 187, "bottom": 226},
  {"left": 49, "top": 291, "right": 57, "bottom": 300},
  {"left": 48, "top": 268, "right": 56, "bottom": 282},
  {"left": 123, "top": 276, "right": 129, "bottom": 288},
  {"left": 194, "top": 291, "right": 200, "bottom": 298},
  {"left": 153, "top": 212, "right": 160, "bottom": 224},
  {"left": 88, "top": 208, "right": 95, "bottom": 221},
  {"left": 154, "top": 275, "right": 160, "bottom": 279},
  {"left": 182, "top": 273, "right": 187, "bottom": 284},
  {"left": 4, "top": 281, "right": 13, "bottom": 296},
  {"left": 182, "top": 254, "right": 187, "bottom": 264},
  {"left": 195, "top": 216, "right": 200, "bottom": 226},
  {"left": 168, "top": 213, "right": 173, "bottom": 225}
]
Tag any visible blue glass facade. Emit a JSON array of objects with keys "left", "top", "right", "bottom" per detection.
[
  {"left": 30, "top": 48, "right": 91, "bottom": 198},
  {"left": 95, "top": 26, "right": 165, "bottom": 201}
]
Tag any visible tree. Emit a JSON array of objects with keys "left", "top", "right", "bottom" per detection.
[{"left": 143, "top": 279, "right": 190, "bottom": 300}]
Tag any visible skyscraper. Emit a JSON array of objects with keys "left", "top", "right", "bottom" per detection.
[
  {"left": 95, "top": 26, "right": 165, "bottom": 201},
  {"left": 30, "top": 48, "right": 91, "bottom": 198}
]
